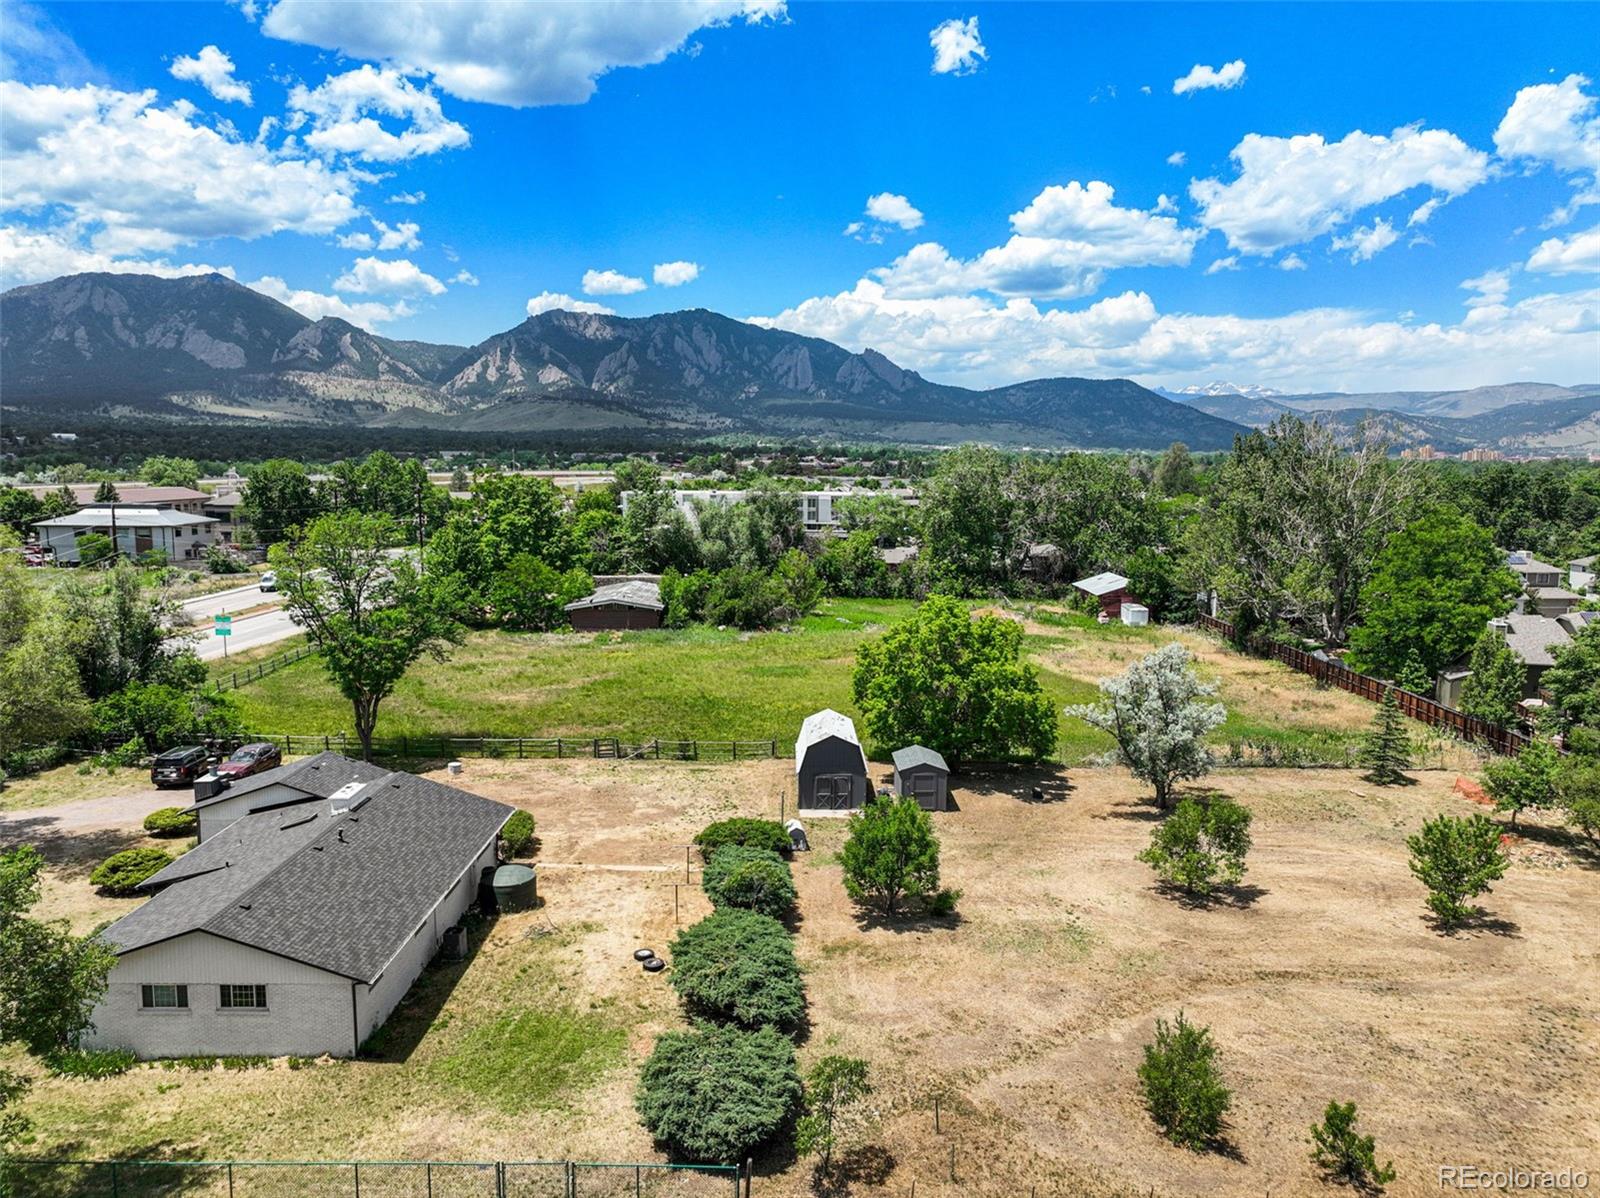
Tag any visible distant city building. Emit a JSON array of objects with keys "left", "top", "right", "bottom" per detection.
[
  {"left": 621, "top": 487, "right": 915, "bottom": 531},
  {"left": 33, "top": 505, "right": 218, "bottom": 563},
  {"left": 13, "top": 483, "right": 208, "bottom": 514},
  {"left": 1460, "top": 447, "right": 1503, "bottom": 462},
  {"left": 1400, "top": 444, "right": 1436, "bottom": 460}
]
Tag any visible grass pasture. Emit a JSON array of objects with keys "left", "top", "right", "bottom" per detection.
[
  {"left": 221, "top": 599, "right": 1463, "bottom": 767},
  {"left": 8, "top": 756, "right": 1597, "bottom": 1197}
]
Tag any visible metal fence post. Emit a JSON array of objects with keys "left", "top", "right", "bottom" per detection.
[
  {"left": 109, "top": 1162, "right": 120, "bottom": 1198},
  {"left": 353, "top": 1162, "right": 361, "bottom": 1198},
  {"left": 227, "top": 1163, "right": 234, "bottom": 1198}
]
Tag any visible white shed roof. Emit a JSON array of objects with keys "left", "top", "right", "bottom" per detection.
[
  {"left": 1073, "top": 571, "right": 1129, "bottom": 596},
  {"left": 795, "top": 708, "right": 867, "bottom": 774},
  {"left": 33, "top": 506, "right": 218, "bottom": 529}
]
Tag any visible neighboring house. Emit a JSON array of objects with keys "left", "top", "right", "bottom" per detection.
[
  {"left": 187, "top": 751, "right": 392, "bottom": 843},
  {"left": 874, "top": 545, "right": 919, "bottom": 571},
  {"left": 13, "top": 483, "right": 209, "bottom": 514},
  {"left": 1527, "top": 586, "right": 1581, "bottom": 618},
  {"left": 1569, "top": 555, "right": 1596, "bottom": 595},
  {"left": 1073, "top": 571, "right": 1137, "bottom": 620},
  {"left": 1505, "top": 550, "right": 1562, "bottom": 590},
  {"left": 564, "top": 579, "right": 664, "bottom": 631},
  {"left": 85, "top": 764, "right": 513, "bottom": 1059},
  {"left": 1020, "top": 543, "right": 1066, "bottom": 582},
  {"left": 1437, "top": 610, "right": 1599, "bottom": 707},
  {"left": 621, "top": 488, "right": 916, "bottom": 532},
  {"left": 892, "top": 745, "right": 950, "bottom": 811},
  {"left": 795, "top": 708, "right": 870, "bottom": 811},
  {"left": 200, "top": 491, "right": 246, "bottom": 543},
  {"left": 33, "top": 505, "right": 218, "bottom": 563}
]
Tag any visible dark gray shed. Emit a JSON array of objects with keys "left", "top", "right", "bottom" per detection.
[
  {"left": 795, "top": 709, "right": 870, "bottom": 810},
  {"left": 892, "top": 745, "right": 950, "bottom": 811}
]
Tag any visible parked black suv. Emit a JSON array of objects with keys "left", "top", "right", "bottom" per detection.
[{"left": 150, "top": 745, "right": 212, "bottom": 788}]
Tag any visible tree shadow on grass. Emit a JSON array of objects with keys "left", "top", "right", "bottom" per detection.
[
  {"left": 1425, "top": 910, "right": 1522, "bottom": 939},
  {"left": 1100, "top": 799, "right": 1164, "bottom": 823},
  {"left": 0, "top": 819, "right": 148, "bottom": 875},
  {"left": 811, "top": 1145, "right": 898, "bottom": 1196},
  {"left": 1157, "top": 881, "right": 1270, "bottom": 910},
  {"left": 1502, "top": 820, "right": 1600, "bottom": 868},
  {"left": 850, "top": 904, "right": 965, "bottom": 934},
  {"left": 359, "top": 912, "right": 497, "bottom": 1063},
  {"left": 11, "top": 1139, "right": 215, "bottom": 1198},
  {"left": 956, "top": 765, "right": 1074, "bottom": 804}
]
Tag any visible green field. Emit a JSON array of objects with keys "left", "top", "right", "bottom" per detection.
[{"left": 223, "top": 599, "right": 1424, "bottom": 765}]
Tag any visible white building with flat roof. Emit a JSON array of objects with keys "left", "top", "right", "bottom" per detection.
[
  {"left": 33, "top": 505, "right": 218, "bottom": 563},
  {"left": 622, "top": 487, "right": 915, "bottom": 531}
]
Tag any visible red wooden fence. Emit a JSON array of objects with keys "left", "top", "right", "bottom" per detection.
[{"left": 1194, "top": 613, "right": 1528, "bottom": 755}]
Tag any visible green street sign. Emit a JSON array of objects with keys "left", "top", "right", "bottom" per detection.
[
  {"left": 214, "top": 614, "right": 232, "bottom": 624},
  {"left": 215, "top": 626, "right": 232, "bottom": 636}
]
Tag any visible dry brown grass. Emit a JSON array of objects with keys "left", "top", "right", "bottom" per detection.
[{"left": 11, "top": 757, "right": 1599, "bottom": 1197}]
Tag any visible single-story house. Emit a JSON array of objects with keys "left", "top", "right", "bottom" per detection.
[
  {"left": 85, "top": 764, "right": 513, "bottom": 1059},
  {"left": 12, "top": 483, "right": 209, "bottom": 514},
  {"left": 892, "top": 745, "right": 950, "bottom": 811},
  {"left": 1073, "top": 571, "right": 1137, "bottom": 620},
  {"left": 1437, "top": 610, "right": 1599, "bottom": 707},
  {"left": 187, "top": 750, "right": 392, "bottom": 843},
  {"left": 33, "top": 505, "right": 218, "bottom": 563},
  {"left": 564, "top": 579, "right": 663, "bottom": 631},
  {"left": 796, "top": 708, "right": 870, "bottom": 811},
  {"left": 1527, "top": 586, "right": 1581, "bottom": 618}
]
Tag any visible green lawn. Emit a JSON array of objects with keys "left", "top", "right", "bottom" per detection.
[{"left": 226, "top": 599, "right": 1403, "bottom": 765}]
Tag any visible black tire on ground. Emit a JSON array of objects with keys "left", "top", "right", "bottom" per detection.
[
  {"left": 643, "top": 957, "right": 666, "bottom": 973},
  {"left": 633, "top": 948, "right": 656, "bottom": 961}
]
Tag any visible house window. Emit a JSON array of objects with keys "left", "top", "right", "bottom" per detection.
[
  {"left": 219, "top": 984, "right": 268, "bottom": 1009},
  {"left": 140, "top": 984, "right": 188, "bottom": 1009}
]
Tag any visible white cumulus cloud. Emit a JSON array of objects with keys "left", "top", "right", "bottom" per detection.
[
  {"left": 1189, "top": 123, "right": 1489, "bottom": 255},
  {"left": 1330, "top": 217, "right": 1400, "bottom": 263},
  {"left": 451, "top": 269, "right": 480, "bottom": 286},
  {"left": 248, "top": 274, "right": 414, "bottom": 328},
  {"left": 169, "top": 45, "right": 253, "bottom": 105},
  {"left": 1494, "top": 73, "right": 1600, "bottom": 226},
  {"left": 333, "top": 256, "right": 446, "bottom": 296},
  {"left": 1204, "top": 256, "right": 1239, "bottom": 275},
  {"left": 1278, "top": 253, "right": 1307, "bottom": 271},
  {"left": 287, "top": 65, "right": 469, "bottom": 162},
  {"left": 0, "top": 224, "right": 233, "bottom": 288},
  {"left": 262, "top": 0, "right": 785, "bottom": 108},
  {"left": 387, "top": 190, "right": 425, "bottom": 205},
  {"left": 1172, "top": 59, "right": 1245, "bottom": 96},
  {"left": 1526, "top": 226, "right": 1600, "bottom": 275},
  {"left": 582, "top": 268, "right": 647, "bottom": 295},
  {"left": 653, "top": 260, "right": 701, "bottom": 286},
  {"left": 0, "top": 80, "right": 362, "bottom": 255},
  {"left": 929, "top": 16, "right": 986, "bottom": 76},
  {"left": 864, "top": 192, "right": 924, "bottom": 231},
  {"left": 526, "top": 291, "right": 615, "bottom": 316}
]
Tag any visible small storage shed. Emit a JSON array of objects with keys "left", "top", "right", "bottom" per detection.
[
  {"left": 795, "top": 709, "right": 870, "bottom": 810},
  {"left": 892, "top": 745, "right": 950, "bottom": 811},
  {"left": 1073, "top": 571, "right": 1136, "bottom": 620},
  {"left": 564, "top": 580, "right": 663, "bottom": 631}
]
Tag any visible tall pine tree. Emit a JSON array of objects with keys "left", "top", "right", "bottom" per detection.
[{"left": 1360, "top": 688, "right": 1415, "bottom": 786}]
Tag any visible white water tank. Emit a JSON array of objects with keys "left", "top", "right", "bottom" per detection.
[{"left": 1121, "top": 602, "right": 1149, "bottom": 627}]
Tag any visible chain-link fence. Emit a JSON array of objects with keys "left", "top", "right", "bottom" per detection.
[{"left": 0, "top": 1160, "right": 742, "bottom": 1198}]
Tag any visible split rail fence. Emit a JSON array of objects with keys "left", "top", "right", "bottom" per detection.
[
  {"left": 238, "top": 732, "right": 781, "bottom": 763},
  {"left": 0, "top": 1158, "right": 744, "bottom": 1198},
  {"left": 1194, "top": 612, "right": 1529, "bottom": 755}
]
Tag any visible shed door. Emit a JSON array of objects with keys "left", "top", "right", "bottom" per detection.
[
  {"left": 813, "top": 774, "right": 855, "bottom": 810},
  {"left": 911, "top": 774, "right": 940, "bottom": 807}
]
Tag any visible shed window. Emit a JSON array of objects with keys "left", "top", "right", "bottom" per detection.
[
  {"left": 219, "top": 984, "right": 268, "bottom": 1009},
  {"left": 140, "top": 984, "right": 188, "bottom": 1009}
]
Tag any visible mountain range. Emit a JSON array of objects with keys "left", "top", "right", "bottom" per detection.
[
  {"left": 3, "top": 273, "right": 1595, "bottom": 453},
  {"left": 0, "top": 272, "right": 1248, "bottom": 450}
]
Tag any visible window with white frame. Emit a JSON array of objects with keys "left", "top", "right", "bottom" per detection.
[
  {"left": 140, "top": 983, "right": 188, "bottom": 1009},
  {"left": 219, "top": 984, "right": 268, "bottom": 1009}
]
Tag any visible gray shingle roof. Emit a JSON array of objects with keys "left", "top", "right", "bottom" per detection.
[
  {"left": 187, "top": 751, "right": 390, "bottom": 812},
  {"left": 107, "top": 767, "right": 513, "bottom": 983},
  {"left": 892, "top": 745, "right": 949, "bottom": 773},
  {"left": 564, "top": 579, "right": 663, "bottom": 612},
  {"left": 1501, "top": 613, "right": 1572, "bottom": 668}
]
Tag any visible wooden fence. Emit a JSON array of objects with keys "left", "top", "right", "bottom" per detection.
[
  {"left": 216, "top": 644, "right": 318, "bottom": 691},
  {"left": 1195, "top": 612, "right": 1528, "bottom": 755},
  {"left": 241, "top": 732, "right": 781, "bottom": 762}
]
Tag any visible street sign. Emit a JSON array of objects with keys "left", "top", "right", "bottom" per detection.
[
  {"left": 214, "top": 614, "right": 232, "bottom": 624},
  {"left": 214, "top": 613, "right": 233, "bottom": 656},
  {"left": 214, "top": 626, "right": 232, "bottom": 636}
]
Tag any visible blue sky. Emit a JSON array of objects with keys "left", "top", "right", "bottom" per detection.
[{"left": 2, "top": 0, "right": 1597, "bottom": 392}]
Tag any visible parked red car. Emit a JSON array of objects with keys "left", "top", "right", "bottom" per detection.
[{"left": 213, "top": 742, "right": 283, "bottom": 780}]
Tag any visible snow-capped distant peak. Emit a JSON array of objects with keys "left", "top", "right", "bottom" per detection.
[{"left": 1166, "top": 381, "right": 1285, "bottom": 399}]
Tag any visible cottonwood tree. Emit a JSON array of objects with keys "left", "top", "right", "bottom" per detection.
[
  {"left": 852, "top": 595, "right": 1057, "bottom": 768},
  {"left": 241, "top": 458, "right": 324, "bottom": 545},
  {"left": 1067, "top": 643, "right": 1226, "bottom": 809},
  {"left": 0, "top": 533, "right": 91, "bottom": 760},
  {"left": 272, "top": 512, "right": 464, "bottom": 760},
  {"left": 1543, "top": 621, "right": 1600, "bottom": 732},
  {"left": 1192, "top": 417, "right": 1419, "bottom": 647}
]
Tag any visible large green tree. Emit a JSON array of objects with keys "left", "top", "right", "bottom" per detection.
[
  {"left": 852, "top": 595, "right": 1058, "bottom": 768},
  {"left": 138, "top": 456, "right": 200, "bottom": 489},
  {"left": 1543, "top": 621, "right": 1600, "bottom": 731},
  {"left": 1191, "top": 417, "right": 1419, "bottom": 646},
  {"left": 915, "top": 446, "right": 1021, "bottom": 594},
  {"left": 1457, "top": 627, "right": 1527, "bottom": 726},
  {"left": 1347, "top": 510, "right": 1518, "bottom": 679},
  {"left": 272, "top": 512, "right": 464, "bottom": 759},
  {"left": 0, "top": 533, "right": 91, "bottom": 758},
  {"left": 241, "top": 458, "right": 324, "bottom": 545}
]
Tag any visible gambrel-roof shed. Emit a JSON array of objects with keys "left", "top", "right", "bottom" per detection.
[{"left": 795, "top": 709, "right": 870, "bottom": 811}]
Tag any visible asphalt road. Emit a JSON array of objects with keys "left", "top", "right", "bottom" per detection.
[
  {"left": 179, "top": 581, "right": 280, "bottom": 622},
  {"left": 196, "top": 604, "right": 300, "bottom": 661}
]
